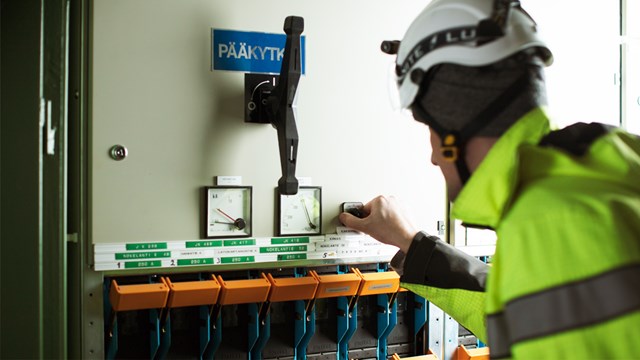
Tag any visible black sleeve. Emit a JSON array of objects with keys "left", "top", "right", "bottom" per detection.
[{"left": 392, "top": 231, "right": 489, "bottom": 292}]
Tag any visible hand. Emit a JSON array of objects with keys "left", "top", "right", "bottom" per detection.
[{"left": 338, "top": 195, "right": 418, "bottom": 254}]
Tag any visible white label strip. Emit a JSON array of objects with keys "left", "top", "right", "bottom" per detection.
[
  {"left": 92, "top": 234, "right": 397, "bottom": 271},
  {"left": 215, "top": 247, "right": 260, "bottom": 256},
  {"left": 315, "top": 241, "right": 360, "bottom": 250},
  {"left": 297, "top": 177, "right": 312, "bottom": 186},
  {"left": 215, "top": 175, "right": 242, "bottom": 186},
  {"left": 307, "top": 251, "right": 338, "bottom": 259},
  {"left": 336, "top": 226, "right": 364, "bottom": 236}
]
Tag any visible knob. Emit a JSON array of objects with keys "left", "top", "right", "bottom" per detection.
[{"left": 110, "top": 145, "right": 128, "bottom": 161}]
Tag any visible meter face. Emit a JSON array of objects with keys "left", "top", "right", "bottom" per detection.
[
  {"left": 205, "top": 186, "right": 252, "bottom": 238},
  {"left": 277, "top": 186, "right": 322, "bottom": 236}
]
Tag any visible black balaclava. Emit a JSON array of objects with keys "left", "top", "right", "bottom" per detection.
[{"left": 412, "top": 51, "right": 548, "bottom": 183}]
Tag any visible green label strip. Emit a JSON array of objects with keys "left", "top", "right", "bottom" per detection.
[
  {"left": 260, "top": 245, "right": 307, "bottom": 253},
  {"left": 220, "top": 256, "right": 255, "bottom": 264},
  {"left": 115, "top": 251, "right": 171, "bottom": 260},
  {"left": 124, "top": 260, "right": 162, "bottom": 269},
  {"left": 125, "top": 243, "right": 167, "bottom": 251},
  {"left": 186, "top": 241, "right": 223, "bottom": 248},
  {"left": 271, "top": 237, "right": 310, "bottom": 244},
  {"left": 277, "top": 253, "right": 307, "bottom": 261},
  {"left": 223, "top": 239, "right": 256, "bottom": 247},
  {"left": 178, "top": 258, "right": 214, "bottom": 266}
]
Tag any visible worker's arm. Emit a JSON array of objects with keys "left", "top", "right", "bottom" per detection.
[
  {"left": 392, "top": 232, "right": 489, "bottom": 342},
  {"left": 339, "top": 196, "right": 490, "bottom": 341},
  {"left": 393, "top": 232, "right": 488, "bottom": 290}
]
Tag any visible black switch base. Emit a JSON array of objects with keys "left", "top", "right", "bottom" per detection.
[{"left": 244, "top": 73, "right": 279, "bottom": 124}]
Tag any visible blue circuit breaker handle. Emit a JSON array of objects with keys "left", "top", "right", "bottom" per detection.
[{"left": 267, "top": 16, "right": 303, "bottom": 195}]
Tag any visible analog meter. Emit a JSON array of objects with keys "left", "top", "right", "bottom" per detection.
[
  {"left": 277, "top": 186, "right": 322, "bottom": 236},
  {"left": 204, "top": 186, "right": 252, "bottom": 238}
]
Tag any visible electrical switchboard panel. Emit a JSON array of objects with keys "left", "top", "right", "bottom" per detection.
[
  {"left": 90, "top": 0, "right": 445, "bottom": 271},
  {"left": 89, "top": 1, "right": 448, "bottom": 358}
]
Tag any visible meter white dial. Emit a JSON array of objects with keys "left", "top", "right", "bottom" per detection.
[
  {"left": 277, "top": 186, "right": 322, "bottom": 236},
  {"left": 204, "top": 186, "right": 252, "bottom": 239}
]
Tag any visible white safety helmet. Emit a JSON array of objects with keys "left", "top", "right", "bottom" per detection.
[{"left": 382, "top": 0, "right": 553, "bottom": 109}]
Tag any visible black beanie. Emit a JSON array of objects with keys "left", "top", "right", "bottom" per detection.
[{"left": 416, "top": 52, "right": 548, "bottom": 137}]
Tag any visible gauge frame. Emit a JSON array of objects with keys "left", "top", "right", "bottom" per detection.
[
  {"left": 203, "top": 186, "right": 253, "bottom": 239},
  {"left": 276, "top": 186, "right": 322, "bottom": 237}
]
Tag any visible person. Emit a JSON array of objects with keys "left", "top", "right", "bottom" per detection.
[{"left": 339, "top": 0, "right": 640, "bottom": 358}]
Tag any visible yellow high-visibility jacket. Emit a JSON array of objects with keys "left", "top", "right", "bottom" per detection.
[{"left": 397, "top": 107, "right": 640, "bottom": 358}]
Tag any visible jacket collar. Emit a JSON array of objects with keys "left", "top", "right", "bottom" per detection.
[{"left": 451, "top": 107, "right": 551, "bottom": 228}]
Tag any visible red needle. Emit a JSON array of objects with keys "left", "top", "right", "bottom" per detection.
[{"left": 217, "top": 208, "right": 237, "bottom": 222}]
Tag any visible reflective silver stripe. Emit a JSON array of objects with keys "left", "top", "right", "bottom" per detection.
[
  {"left": 486, "top": 314, "right": 511, "bottom": 358},
  {"left": 488, "top": 264, "right": 640, "bottom": 358}
]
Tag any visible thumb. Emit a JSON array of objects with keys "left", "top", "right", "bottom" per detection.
[
  {"left": 338, "top": 212, "right": 362, "bottom": 231},
  {"left": 339, "top": 212, "right": 359, "bottom": 229}
]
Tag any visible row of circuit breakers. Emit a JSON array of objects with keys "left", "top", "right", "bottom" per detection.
[{"left": 104, "top": 263, "right": 485, "bottom": 360}]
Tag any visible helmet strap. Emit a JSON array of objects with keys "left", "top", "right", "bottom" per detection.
[
  {"left": 441, "top": 132, "right": 472, "bottom": 184},
  {"left": 411, "top": 104, "right": 474, "bottom": 184}
]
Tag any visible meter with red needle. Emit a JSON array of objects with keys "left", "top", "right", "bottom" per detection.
[
  {"left": 216, "top": 208, "right": 247, "bottom": 230},
  {"left": 204, "top": 186, "right": 252, "bottom": 238}
]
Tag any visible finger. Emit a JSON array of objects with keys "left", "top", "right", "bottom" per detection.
[{"left": 362, "top": 199, "right": 374, "bottom": 214}]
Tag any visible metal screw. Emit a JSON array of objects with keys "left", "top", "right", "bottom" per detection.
[{"left": 110, "top": 145, "right": 128, "bottom": 161}]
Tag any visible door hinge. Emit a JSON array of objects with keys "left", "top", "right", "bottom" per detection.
[
  {"left": 41, "top": 98, "right": 57, "bottom": 155},
  {"left": 67, "top": 233, "right": 78, "bottom": 243}
]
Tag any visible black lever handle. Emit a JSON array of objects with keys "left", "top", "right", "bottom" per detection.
[{"left": 268, "top": 16, "right": 304, "bottom": 195}]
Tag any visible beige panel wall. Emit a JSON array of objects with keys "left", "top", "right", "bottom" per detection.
[{"left": 91, "top": 0, "right": 446, "bottom": 245}]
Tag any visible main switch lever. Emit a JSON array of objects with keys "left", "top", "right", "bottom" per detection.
[{"left": 267, "top": 16, "right": 304, "bottom": 195}]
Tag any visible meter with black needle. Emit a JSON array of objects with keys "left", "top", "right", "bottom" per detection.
[
  {"left": 204, "top": 186, "right": 252, "bottom": 238},
  {"left": 277, "top": 186, "right": 322, "bottom": 236}
]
